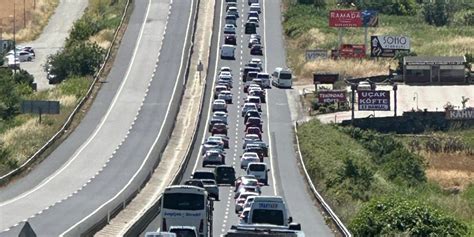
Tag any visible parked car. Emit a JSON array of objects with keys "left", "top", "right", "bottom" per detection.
[
  {"left": 240, "top": 152, "right": 260, "bottom": 169},
  {"left": 244, "top": 144, "right": 265, "bottom": 161},
  {"left": 247, "top": 11, "right": 259, "bottom": 20},
  {"left": 227, "top": 6, "right": 239, "bottom": 18},
  {"left": 214, "top": 85, "right": 228, "bottom": 99},
  {"left": 213, "top": 134, "right": 230, "bottom": 149},
  {"left": 247, "top": 17, "right": 259, "bottom": 27},
  {"left": 244, "top": 110, "right": 261, "bottom": 123},
  {"left": 245, "top": 96, "right": 261, "bottom": 111},
  {"left": 201, "top": 139, "right": 224, "bottom": 155},
  {"left": 212, "top": 111, "right": 228, "bottom": 124},
  {"left": 245, "top": 126, "right": 263, "bottom": 140},
  {"left": 226, "top": 2, "right": 238, "bottom": 11},
  {"left": 225, "top": 14, "right": 237, "bottom": 26},
  {"left": 245, "top": 116, "right": 263, "bottom": 130},
  {"left": 241, "top": 103, "right": 259, "bottom": 117},
  {"left": 250, "top": 3, "right": 261, "bottom": 13}
]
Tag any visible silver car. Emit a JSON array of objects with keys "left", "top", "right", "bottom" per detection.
[{"left": 201, "top": 179, "right": 220, "bottom": 200}]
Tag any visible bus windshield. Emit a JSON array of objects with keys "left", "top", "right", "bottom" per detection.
[
  {"left": 163, "top": 193, "right": 204, "bottom": 210},
  {"left": 251, "top": 209, "right": 284, "bottom": 225}
]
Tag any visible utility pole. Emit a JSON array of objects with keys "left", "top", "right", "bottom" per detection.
[
  {"left": 23, "top": 0, "right": 26, "bottom": 28},
  {"left": 13, "top": 0, "right": 17, "bottom": 74}
]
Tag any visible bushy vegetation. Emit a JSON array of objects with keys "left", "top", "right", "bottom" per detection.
[
  {"left": 350, "top": 196, "right": 468, "bottom": 236},
  {"left": 46, "top": 0, "right": 127, "bottom": 84},
  {"left": 297, "top": 120, "right": 472, "bottom": 235}
]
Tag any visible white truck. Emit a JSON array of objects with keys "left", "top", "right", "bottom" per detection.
[
  {"left": 247, "top": 196, "right": 289, "bottom": 226},
  {"left": 271, "top": 67, "right": 293, "bottom": 88},
  {"left": 223, "top": 224, "right": 304, "bottom": 237}
]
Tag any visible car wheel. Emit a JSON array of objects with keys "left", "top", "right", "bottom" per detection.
[{"left": 27, "top": 57, "right": 32, "bottom": 61}]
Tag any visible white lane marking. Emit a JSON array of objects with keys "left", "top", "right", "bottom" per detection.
[
  {"left": 192, "top": 0, "right": 224, "bottom": 173},
  {"left": 0, "top": 0, "right": 156, "bottom": 207},
  {"left": 61, "top": 0, "right": 194, "bottom": 235},
  {"left": 262, "top": 0, "right": 278, "bottom": 196}
]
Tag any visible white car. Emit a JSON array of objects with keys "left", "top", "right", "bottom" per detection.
[
  {"left": 6, "top": 50, "right": 33, "bottom": 62},
  {"left": 220, "top": 44, "right": 236, "bottom": 60},
  {"left": 241, "top": 103, "right": 258, "bottom": 116},
  {"left": 256, "top": 72, "right": 271, "bottom": 88},
  {"left": 220, "top": 66, "right": 232, "bottom": 74},
  {"left": 223, "top": 24, "right": 236, "bottom": 34},
  {"left": 219, "top": 71, "right": 233, "bottom": 78},
  {"left": 235, "top": 192, "right": 259, "bottom": 214},
  {"left": 248, "top": 17, "right": 259, "bottom": 27},
  {"left": 250, "top": 3, "right": 261, "bottom": 13},
  {"left": 227, "top": 6, "right": 239, "bottom": 18},
  {"left": 212, "top": 111, "right": 228, "bottom": 123},
  {"left": 250, "top": 58, "right": 262, "bottom": 68},
  {"left": 240, "top": 152, "right": 260, "bottom": 169}
]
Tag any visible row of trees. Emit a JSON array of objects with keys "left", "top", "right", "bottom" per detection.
[{"left": 296, "top": 0, "right": 474, "bottom": 26}]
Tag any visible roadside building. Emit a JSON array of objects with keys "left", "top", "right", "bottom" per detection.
[{"left": 403, "top": 56, "right": 467, "bottom": 84}]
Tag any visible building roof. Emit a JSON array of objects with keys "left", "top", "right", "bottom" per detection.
[{"left": 404, "top": 56, "right": 466, "bottom": 65}]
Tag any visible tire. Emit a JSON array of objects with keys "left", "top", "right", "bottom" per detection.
[{"left": 202, "top": 162, "right": 207, "bottom": 167}]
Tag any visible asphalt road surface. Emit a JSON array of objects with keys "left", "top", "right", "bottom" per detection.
[
  {"left": 0, "top": 0, "right": 195, "bottom": 235},
  {"left": 144, "top": 0, "right": 333, "bottom": 236}
]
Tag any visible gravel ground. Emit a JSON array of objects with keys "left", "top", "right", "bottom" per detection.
[{"left": 19, "top": 0, "right": 88, "bottom": 91}]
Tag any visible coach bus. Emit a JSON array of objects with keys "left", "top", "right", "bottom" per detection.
[{"left": 160, "top": 185, "right": 212, "bottom": 237}]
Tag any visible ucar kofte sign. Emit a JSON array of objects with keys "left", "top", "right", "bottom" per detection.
[{"left": 358, "top": 90, "right": 390, "bottom": 111}]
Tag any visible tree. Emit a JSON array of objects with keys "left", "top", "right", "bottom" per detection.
[
  {"left": 423, "top": 1, "right": 450, "bottom": 26},
  {"left": 0, "top": 71, "right": 20, "bottom": 119},
  {"left": 350, "top": 196, "right": 468, "bottom": 236}
]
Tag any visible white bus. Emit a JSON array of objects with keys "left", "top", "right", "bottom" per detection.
[{"left": 160, "top": 185, "right": 212, "bottom": 237}]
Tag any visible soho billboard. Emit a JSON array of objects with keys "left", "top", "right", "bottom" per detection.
[
  {"left": 358, "top": 91, "right": 390, "bottom": 111},
  {"left": 371, "top": 35, "right": 410, "bottom": 57}
]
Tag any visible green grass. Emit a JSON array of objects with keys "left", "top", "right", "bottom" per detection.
[{"left": 297, "top": 120, "right": 473, "bottom": 234}]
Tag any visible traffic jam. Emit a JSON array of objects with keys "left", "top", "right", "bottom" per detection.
[{"left": 188, "top": 0, "right": 291, "bottom": 228}]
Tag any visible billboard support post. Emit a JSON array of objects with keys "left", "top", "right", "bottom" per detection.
[
  {"left": 393, "top": 83, "right": 398, "bottom": 117},
  {"left": 364, "top": 26, "right": 368, "bottom": 55},
  {"left": 350, "top": 84, "right": 357, "bottom": 123}
]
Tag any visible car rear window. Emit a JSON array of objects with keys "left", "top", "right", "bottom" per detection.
[
  {"left": 193, "top": 172, "right": 215, "bottom": 180},
  {"left": 249, "top": 164, "right": 266, "bottom": 171}
]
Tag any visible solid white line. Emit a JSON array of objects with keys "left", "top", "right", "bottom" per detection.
[
  {"left": 192, "top": 0, "right": 224, "bottom": 173},
  {"left": 0, "top": 0, "right": 154, "bottom": 208},
  {"left": 61, "top": 0, "right": 194, "bottom": 235},
  {"left": 262, "top": 0, "right": 278, "bottom": 196}
]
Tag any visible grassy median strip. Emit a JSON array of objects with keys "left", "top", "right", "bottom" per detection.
[
  {"left": 0, "top": 0, "right": 130, "bottom": 177},
  {"left": 297, "top": 120, "right": 473, "bottom": 235}
]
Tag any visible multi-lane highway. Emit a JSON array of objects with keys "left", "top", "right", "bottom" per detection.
[
  {"left": 142, "top": 0, "right": 333, "bottom": 236},
  {"left": 0, "top": 0, "right": 195, "bottom": 235}
]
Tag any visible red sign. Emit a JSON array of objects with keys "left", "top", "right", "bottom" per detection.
[
  {"left": 339, "top": 44, "right": 366, "bottom": 58},
  {"left": 318, "top": 90, "right": 346, "bottom": 103},
  {"left": 329, "top": 10, "right": 362, "bottom": 27},
  {"left": 358, "top": 90, "right": 390, "bottom": 111}
]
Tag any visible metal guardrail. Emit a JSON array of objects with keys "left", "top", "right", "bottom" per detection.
[
  {"left": 293, "top": 122, "right": 352, "bottom": 237},
  {"left": 0, "top": 0, "right": 132, "bottom": 185}
]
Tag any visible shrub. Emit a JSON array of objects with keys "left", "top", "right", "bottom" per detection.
[
  {"left": 47, "top": 42, "right": 104, "bottom": 83},
  {"left": 0, "top": 71, "right": 21, "bottom": 120},
  {"left": 358, "top": 0, "right": 418, "bottom": 16},
  {"left": 452, "top": 9, "right": 474, "bottom": 26},
  {"left": 382, "top": 148, "right": 426, "bottom": 185},
  {"left": 350, "top": 196, "right": 468, "bottom": 236},
  {"left": 67, "top": 16, "right": 101, "bottom": 47},
  {"left": 327, "top": 158, "right": 374, "bottom": 200}
]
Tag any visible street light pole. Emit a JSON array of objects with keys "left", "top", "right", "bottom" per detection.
[
  {"left": 13, "top": 0, "right": 17, "bottom": 74},
  {"left": 23, "top": 0, "right": 26, "bottom": 28}
]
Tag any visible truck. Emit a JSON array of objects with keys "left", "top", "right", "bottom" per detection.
[
  {"left": 271, "top": 68, "right": 292, "bottom": 88},
  {"left": 222, "top": 224, "right": 304, "bottom": 237}
]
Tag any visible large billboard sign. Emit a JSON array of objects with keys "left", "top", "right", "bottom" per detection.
[
  {"left": 318, "top": 90, "right": 347, "bottom": 103},
  {"left": 371, "top": 36, "right": 410, "bottom": 57},
  {"left": 305, "top": 49, "right": 328, "bottom": 61},
  {"left": 329, "top": 10, "right": 378, "bottom": 27},
  {"left": 313, "top": 73, "right": 339, "bottom": 84},
  {"left": 358, "top": 90, "right": 390, "bottom": 111}
]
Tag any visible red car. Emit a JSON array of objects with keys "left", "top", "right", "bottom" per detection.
[
  {"left": 245, "top": 126, "right": 262, "bottom": 140},
  {"left": 211, "top": 123, "right": 228, "bottom": 136},
  {"left": 245, "top": 117, "right": 262, "bottom": 130}
]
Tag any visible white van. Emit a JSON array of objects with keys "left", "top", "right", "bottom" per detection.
[
  {"left": 271, "top": 67, "right": 292, "bottom": 88},
  {"left": 220, "top": 44, "right": 235, "bottom": 60},
  {"left": 256, "top": 72, "right": 271, "bottom": 88},
  {"left": 246, "top": 162, "right": 269, "bottom": 185},
  {"left": 248, "top": 196, "right": 289, "bottom": 226}
]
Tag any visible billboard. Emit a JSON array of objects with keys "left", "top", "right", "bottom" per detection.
[
  {"left": 358, "top": 90, "right": 390, "bottom": 111},
  {"left": 446, "top": 108, "right": 474, "bottom": 120},
  {"left": 318, "top": 90, "right": 347, "bottom": 103},
  {"left": 329, "top": 10, "right": 378, "bottom": 27},
  {"left": 339, "top": 44, "right": 366, "bottom": 58},
  {"left": 313, "top": 73, "right": 339, "bottom": 84},
  {"left": 371, "top": 36, "right": 410, "bottom": 57},
  {"left": 305, "top": 49, "right": 328, "bottom": 61}
]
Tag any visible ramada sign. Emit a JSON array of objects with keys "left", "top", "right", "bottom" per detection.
[{"left": 329, "top": 10, "right": 362, "bottom": 27}]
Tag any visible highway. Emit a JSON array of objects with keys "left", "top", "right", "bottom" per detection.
[
  {"left": 0, "top": 0, "right": 195, "bottom": 235},
  {"left": 143, "top": 0, "right": 333, "bottom": 236}
]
